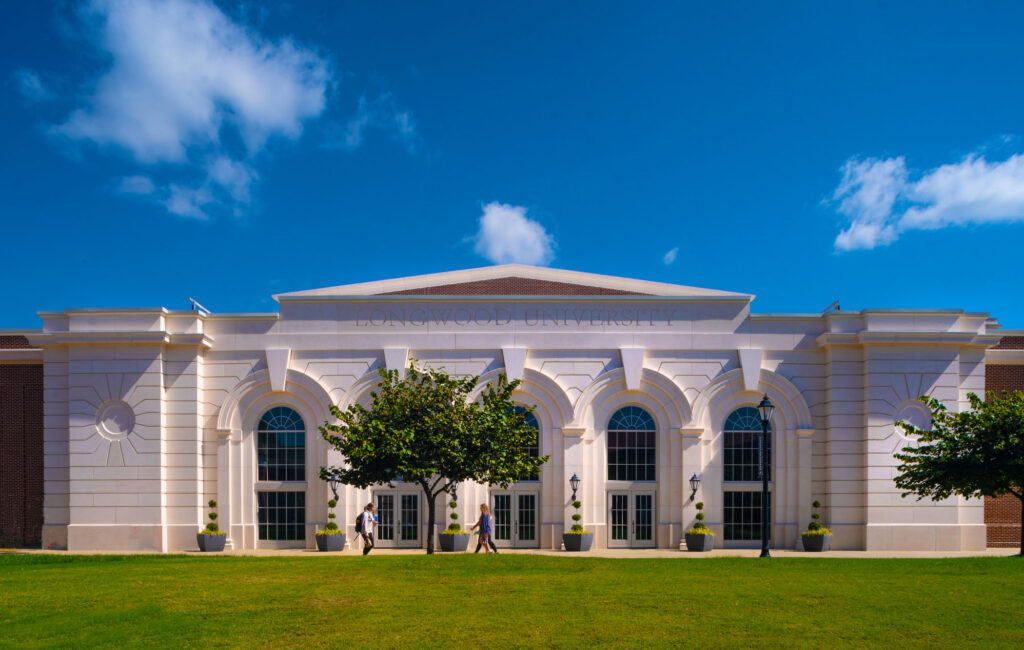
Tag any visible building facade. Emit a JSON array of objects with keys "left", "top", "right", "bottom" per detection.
[{"left": 0, "top": 265, "right": 1020, "bottom": 552}]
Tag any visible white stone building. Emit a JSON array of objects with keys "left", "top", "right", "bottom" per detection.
[{"left": 16, "top": 265, "right": 1010, "bottom": 552}]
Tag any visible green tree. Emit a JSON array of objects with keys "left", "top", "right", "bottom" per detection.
[
  {"left": 319, "top": 363, "right": 549, "bottom": 554},
  {"left": 896, "top": 391, "right": 1024, "bottom": 556}
]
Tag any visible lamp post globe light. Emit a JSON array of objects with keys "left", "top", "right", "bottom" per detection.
[
  {"left": 689, "top": 473, "right": 700, "bottom": 501},
  {"left": 757, "top": 394, "right": 775, "bottom": 558},
  {"left": 564, "top": 473, "right": 592, "bottom": 551}
]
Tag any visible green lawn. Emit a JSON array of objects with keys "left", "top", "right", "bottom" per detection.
[{"left": 1, "top": 554, "right": 1022, "bottom": 648}]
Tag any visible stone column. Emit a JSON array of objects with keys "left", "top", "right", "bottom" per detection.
[
  {"left": 796, "top": 428, "right": 814, "bottom": 550},
  {"left": 216, "top": 429, "right": 233, "bottom": 549},
  {"left": 40, "top": 347, "right": 69, "bottom": 550},
  {"left": 561, "top": 426, "right": 586, "bottom": 548},
  {"left": 679, "top": 427, "right": 704, "bottom": 549},
  {"left": 162, "top": 346, "right": 205, "bottom": 551}
]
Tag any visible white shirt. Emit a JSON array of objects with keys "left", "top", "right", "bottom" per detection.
[{"left": 360, "top": 510, "right": 375, "bottom": 535}]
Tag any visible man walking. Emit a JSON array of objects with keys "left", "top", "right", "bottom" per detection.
[{"left": 359, "top": 502, "right": 376, "bottom": 555}]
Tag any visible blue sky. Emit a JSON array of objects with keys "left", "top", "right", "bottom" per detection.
[{"left": 3, "top": 1, "right": 1024, "bottom": 328}]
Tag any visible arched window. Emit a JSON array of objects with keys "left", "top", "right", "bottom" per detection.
[
  {"left": 256, "top": 406, "right": 306, "bottom": 543},
  {"left": 607, "top": 406, "right": 656, "bottom": 481},
  {"left": 257, "top": 406, "right": 306, "bottom": 482},
  {"left": 513, "top": 406, "right": 540, "bottom": 481},
  {"left": 723, "top": 406, "right": 770, "bottom": 482}
]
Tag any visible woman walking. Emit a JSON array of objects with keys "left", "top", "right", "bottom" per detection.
[
  {"left": 470, "top": 503, "right": 498, "bottom": 554},
  {"left": 359, "top": 502, "right": 376, "bottom": 555}
]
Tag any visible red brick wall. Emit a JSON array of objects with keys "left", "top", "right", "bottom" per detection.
[
  {"left": 0, "top": 362, "right": 44, "bottom": 548},
  {"left": 992, "top": 335, "right": 1024, "bottom": 350},
  {"left": 0, "top": 336, "right": 32, "bottom": 349},
  {"left": 985, "top": 493, "right": 1022, "bottom": 548},
  {"left": 986, "top": 364, "right": 1024, "bottom": 397},
  {"left": 984, "top": 349, "right": 1024, "bottom": 548}
]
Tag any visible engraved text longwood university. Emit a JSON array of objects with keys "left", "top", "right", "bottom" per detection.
[{"left": 354, "top": 306, "right": 679, "bottom": 327}]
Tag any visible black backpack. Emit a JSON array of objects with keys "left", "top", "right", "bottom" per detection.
[{"left": 355, "top": 513, "right": 363, "bottom": 534}]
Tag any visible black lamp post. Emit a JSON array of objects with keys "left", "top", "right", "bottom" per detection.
[
  {"left": 757, "top": 394, "right": 775, "bottom": 558},
  {"left": 688, "top": 473, "right": 700, "bottom": 502},
  {"left": 328, "top": 473, "right": 340, "bottom": 501},
  {"left": 569, "top": 473, "right": 581, "bottom": 502}
]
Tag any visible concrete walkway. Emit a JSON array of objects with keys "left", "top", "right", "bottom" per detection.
[{"left": 4, "top": 547, "right": 1020, "bottom": 558}]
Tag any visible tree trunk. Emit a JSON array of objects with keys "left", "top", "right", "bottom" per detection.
[{"left": 424, "top": 487, "right": 437, "bottom": 555}]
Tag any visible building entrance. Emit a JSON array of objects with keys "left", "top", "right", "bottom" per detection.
[
  {"left": 607, "top": 490, "right": 656, "bottom": 548},
  {"left": 490, "top": 490, "right": 539, "bottom": 548},
  {"left": 373, "top": 491, "right": 421, "bottom": 548}
]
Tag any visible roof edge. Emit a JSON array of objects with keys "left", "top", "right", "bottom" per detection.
[
  {"left": 273, "top": 264, "right": 753, "bottom": 300},
  {"left": 277, "top": 294, "right": 754, "bottom": 304}
]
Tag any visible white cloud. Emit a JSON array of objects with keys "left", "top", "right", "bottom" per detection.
[
  {"left": 473, "top": 202, "right": 555, "bottom": 266},
  {"left": 831, "top": 151, "right": 1024, "bottom": 251},
  {"left": 48, "top": 0, "right": 329, "bottom": 218},
  {"left": 206, "top": 156, "right": 257, "bottom": 204},
  {"left": 164, "top": 184, "right": 213, "bottom": 219},
  {"left": 117, "top": 175, "right": 155, "bottom": 195},
  {"left": 330, "top": 92, "right": 418, "bottom": 153},
  {"left": 55, "top": 0, "right": 329, "bottom": 162},
  {"left": 14, "top": 69, "right": 54, "bottom": 102},
  {"left": 663, "top": 247, "right": 678, "bottom": 265}
]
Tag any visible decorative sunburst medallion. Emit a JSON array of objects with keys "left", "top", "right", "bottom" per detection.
[
  {"left": 69, "top": 371, "right": 157, "bottom": 468},
  {"left": 895, "top": 400, "right": 930, "bottom": 443},
  {"left": 95, "top": 400, "right": 135, "bottom": 441}
]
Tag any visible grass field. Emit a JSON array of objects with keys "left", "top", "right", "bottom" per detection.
[{"left": 1, "top": 554, "right": 1023, "bottom": 648}]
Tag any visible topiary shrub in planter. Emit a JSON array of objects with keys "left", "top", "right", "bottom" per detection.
[
  {"left": 684, "top": 501, "right": 714, "bottom": 552},
  {"left": 801, "top": 500, "right": 832, "bottom": 552},
  {"left": 197, "top": 499, "right": 227, "bottom": 552},
  {"left": 563, "top": 500, "right": 593, "bottom": 552},
  {"left": 316, "top": 498, "right": 347, "bottom": 552},
  {"left": 439, "top": 498, "right": 471, "bottom": 552}
]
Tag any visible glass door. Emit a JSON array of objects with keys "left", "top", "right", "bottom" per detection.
[
  {"left": 517, "top": 493, "right": 538, "bottom": 547},
  {"left": 373, "top": 491, "right": 421, "bottom": 548},
  {"left": 608, "top": 492, "right": 630, "bottom": 548},
  {"left": 607, "top": 490, "right": 656, "bottom": 548},
  {"left": 375, "top": 493, "right": 395, "bottom": 543},
  {"left": 492, "top": 493, "right": 512, "bottom": 545},
  {"left": 398, "top": 493, "right": 420, "bottom": 547},
  {"left": 633, "top": 491, "right": 655, "bottom": 548},
  {"left": 490, "top": 490, "right": 539, "bottom": 548}
]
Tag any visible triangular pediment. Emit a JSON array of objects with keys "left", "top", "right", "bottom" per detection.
[{"left": 274, "top": 265, "right": 752, "bottom": 301}]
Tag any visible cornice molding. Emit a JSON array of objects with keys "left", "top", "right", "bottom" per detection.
[
  {"left": 27, "top": 331, "right": 213, "bottom": 349},
  {"left": 562, "top": 426, "right": 587, "bottom": 438},
  {"left": 817, "top": 331, "right": 1000, "bottom": 348},
  {"left": 986, "top": 349, "right": 1024, "bottom": 365},
  {"left": 0, "top": 349, "right": 44, "bottom": 362}
]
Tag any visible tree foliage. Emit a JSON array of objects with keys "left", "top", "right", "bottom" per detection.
[
  {"left": 896, "top": 391, "right": 1024, "bottom": 555},
  {"left": 319, "top": 363, "right": 549, "bottom": 554}
]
